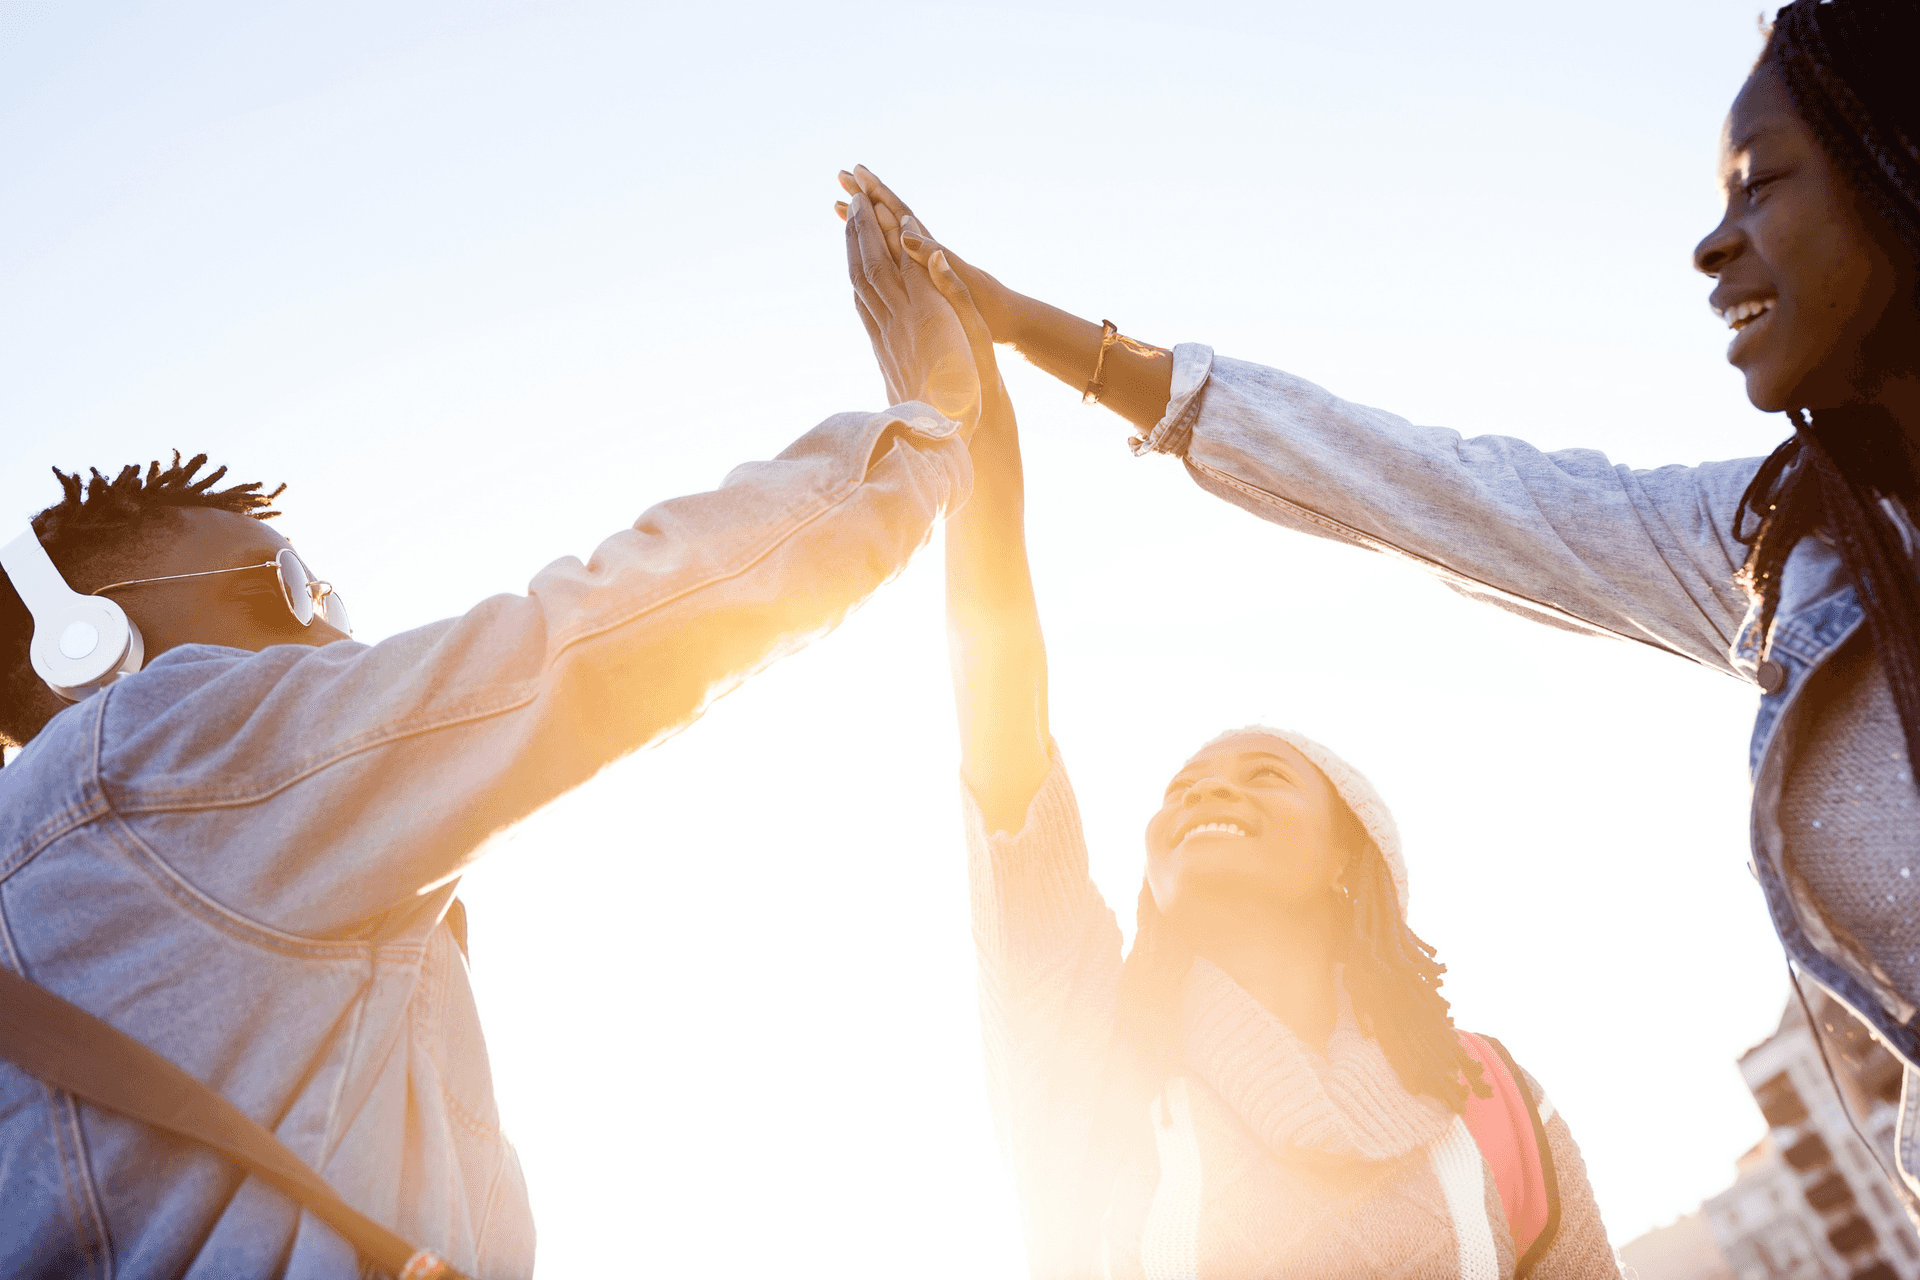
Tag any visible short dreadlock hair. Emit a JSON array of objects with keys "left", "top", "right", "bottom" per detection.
[{"left": 0, "top": 453, "right": 283, "bottom": 747}]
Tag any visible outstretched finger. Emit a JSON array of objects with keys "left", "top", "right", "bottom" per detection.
[
  {"left": 927, "top": 249, "right": 996, "bottom": 379},
  {"left": 871, "top": 199, "right": 906, "bottom": 263},
  {"left": 898, "top": 215, "right": 941, "bottom": 267},
  {"left": 852, "top": 165, "right": 921, "bottom": 232},
  {"left": 851, "top": 290, "right": 895, "bottom": 399},
  {"left": 845, "top": 194, "right": 905, "bottom": 319}
]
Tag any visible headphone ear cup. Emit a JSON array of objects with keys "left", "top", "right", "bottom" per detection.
[
  {"left": 1, "top": 529, "right": 145, "bottom": 703},
  {"left": 28, "top": 593, "right": 142, "bottom": 703},
  {"left": 118, "top": 615, "right": 146, "bottom": 681}
]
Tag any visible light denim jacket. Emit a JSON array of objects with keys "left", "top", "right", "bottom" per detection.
[
  {"left": 1138, "top": 346, "right": 1920, "bottom": 1183},
  {"left": 0, "top": 404, "right": 970, "bottom": 1279}
]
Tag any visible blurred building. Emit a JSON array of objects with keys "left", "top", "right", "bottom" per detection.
[
  {"left": 1618, "top": 1210, "right": 1734, "bottom": 1280},
  {"left": 1700, "top": 991, "right": 1919, "bottom": 1280}
]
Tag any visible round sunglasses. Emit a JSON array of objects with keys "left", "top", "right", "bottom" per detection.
[{"left": 96, "top": 547, "right": 351, "bottom": 635}]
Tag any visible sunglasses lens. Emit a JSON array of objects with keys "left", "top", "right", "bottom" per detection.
[
  {"left": 276, "top": 548, "right": 315, "bottom": 625},
  {"left": 321, "top": 591, "right": 351, "bottom": 635}
]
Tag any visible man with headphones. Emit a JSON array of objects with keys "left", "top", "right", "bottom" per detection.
[{"left": 0, "top": 197, "right": 971, "bottom": 1279}]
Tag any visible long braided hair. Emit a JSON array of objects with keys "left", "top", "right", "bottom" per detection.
[
  {"left": 1734, "top": 0, "right": 1920, "bottom": 781},
  {"left": 1107, "top": 800, "right": 1486, "bottom": 1116},
  {"left": 0, "top": 452, "right": 283, "bottom": 746}
]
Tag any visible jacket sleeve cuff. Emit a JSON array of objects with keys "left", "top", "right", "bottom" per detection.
[{"left": 1130, "top": 343, "right": 1215, "bottom": 457}]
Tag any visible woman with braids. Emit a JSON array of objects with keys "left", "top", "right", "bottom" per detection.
[
  {"left": 838, "top": 0, "right": 1920, "bottom": 1212},
  {"left": 842, "top": 187, "right": 1621, "bottom": 1276}
]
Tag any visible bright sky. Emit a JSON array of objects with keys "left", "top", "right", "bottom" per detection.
[{"left": 1, "top": 1, "right": 1804, "bottom": 1273}]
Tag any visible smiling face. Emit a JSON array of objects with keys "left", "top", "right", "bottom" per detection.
[
  {"left": 1693, "top": 63, "right": 1920, "bottom": 413},
  {"left": 1145, "top": 733, "right": 1354, "bottom": 931}
]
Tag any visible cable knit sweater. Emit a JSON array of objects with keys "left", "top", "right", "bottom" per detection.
[{"left": 966, "top": 747, "right": 1621, "bottom": 1280}]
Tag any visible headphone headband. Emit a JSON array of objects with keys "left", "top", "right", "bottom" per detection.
[{"left": 0, "top": 529, "right": 144, "bottom": 703}]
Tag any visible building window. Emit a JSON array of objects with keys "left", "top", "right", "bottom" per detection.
[
  {"left": 1806, "top": 1173, "right": 1856, "bottom": 1212},
  {"left": 1786, "top": 1133, "right": 1835, "bottom": 1171},
  {"left": 1757, "top": 1070, "right": 1812, "bottom": 1127},
  {"left": 1827, "top": 1215, "right": 1878, "bottom": 1255},
  {"left": 1869, "top": 1181, "right": 1894, "bottom": 1215}
]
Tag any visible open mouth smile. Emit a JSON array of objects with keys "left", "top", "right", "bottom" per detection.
[
  {"left": 1716, "top": 296, "right": 1777, "bottom": 363},
  {"left": 1717, "top": 297, "right": 1775, "bottom": 330},
  {"left": 1177, "top": 821, "right": 1249, "bottom": 846}
]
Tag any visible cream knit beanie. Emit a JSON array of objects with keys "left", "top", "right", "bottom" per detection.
[{"left": 1198, "top": 726, "right": 1409, "bottom": 918}]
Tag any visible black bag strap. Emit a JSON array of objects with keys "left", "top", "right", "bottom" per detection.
[{"left": 0, "top": 964, "right": 469, "bottom": 1280}]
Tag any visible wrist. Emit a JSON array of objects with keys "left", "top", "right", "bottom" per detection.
[{"left": 989, "top": 286, "right": 1040, "bottom": 348}]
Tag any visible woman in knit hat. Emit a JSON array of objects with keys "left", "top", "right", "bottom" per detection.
[{"left": 838, "top": 199, "right": 1621, "bottom": 1277}]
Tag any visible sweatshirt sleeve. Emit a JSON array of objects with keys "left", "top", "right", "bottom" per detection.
[
  {"left": 100, "top": 403, "right": 972, "bottom": 936},
  {"left": 964, "top": 743, "right": 1125, "bottom": 1274},
  {"left": 1521, "top": 1069, "right": 1623, "bottom": 1280},
  {"left": 1135, "top": 345, "right": 1763, "bottom": 678}
]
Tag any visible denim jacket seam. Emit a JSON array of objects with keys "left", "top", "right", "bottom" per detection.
[
  {"left": 1609, "top": 470, "right": 1739, "bottom": 659},
  {"left": 54, "top": 1092, "right": 111, "bottom": 1280},
  {"left": 1768, "top": 592, "right": 1861, "bottom": 663},
  {"left": 0, "top": 894, "right": 115, "bottom": 1278},
  {"left": 313, "top": 969, "right": 375, "bottom": 1171},
  {"left": 108, "top": 464, "right": 870, "bottom": 815},
  {"left": 1187, "top": 457, "right": 1736, "bottom": 674},
  {"left": 1130, "top": 344, "right": 1213, "bottom": 457},
  {"left": 0, "top": 796, "right": 109, "bottom": 886},
  {"left": 469, "top": 1147, "right": 512, "bottom": 1266},
  {"left": 1902, "top": 1079, "right": 1920, "bottom": 1185},
  {"left": 100, "top": 811, "right": 430, "bottom": 961},
  {"left": 441, "top": 1084, "right": 508, "bottom": 1144},
  {"left": 0, "top": 696, "right": 113, "bottom": 885}
]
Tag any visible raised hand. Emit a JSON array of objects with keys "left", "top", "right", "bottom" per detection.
[
  {"left": 835, "top": 164, "right": 1173, "bottom": 432},
  {"left": 836, "top": 165, "right": 1017, "bottom": 343},
  {"left": 845, "top": 192, "right": 982, "bottom": 437}
]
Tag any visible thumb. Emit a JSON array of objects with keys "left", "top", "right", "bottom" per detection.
[
  {"left": 928, "top": 249, "right": 995, "bottom": 373},
  {"left": 898, "top": 217, "right": 941, "bottom": 268}
]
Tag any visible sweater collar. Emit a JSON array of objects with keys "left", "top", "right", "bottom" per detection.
[{"left": 1178, "top": 956, "right": 1453, "bottom": 1162}]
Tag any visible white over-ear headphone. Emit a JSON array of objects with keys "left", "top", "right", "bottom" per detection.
[{"left": 0, "top": 528, "right": 145, "bottom": 703}]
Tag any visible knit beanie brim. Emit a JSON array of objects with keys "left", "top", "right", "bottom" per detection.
[{"left": 1195, "top": 726, "right": 1409, "bottom": 919}]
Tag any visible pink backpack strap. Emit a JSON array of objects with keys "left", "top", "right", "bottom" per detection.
[{"left": 1457, "top": 1032, "right": 1562, "bottom": 1275}]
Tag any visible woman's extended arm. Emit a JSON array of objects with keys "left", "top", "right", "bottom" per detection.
[
  {"left": 879, "top": 232, "right": 1126, "bottom": 1274},
  {"left": 839, "top": 166, "right": 1173, "bottom": 434},
  {"left": 915, "top": 243, "right": 1055, "bottom": 832},
  {"left": 844, "top": 167, "right": 1759, "bottom": 675}
]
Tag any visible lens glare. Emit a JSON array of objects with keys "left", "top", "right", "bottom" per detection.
[
  {"left": 276, "top": 548, "right": 315, "bottom": 625},
  {"left": 322, "top": 592, "right": 351, "bottom": 635}
]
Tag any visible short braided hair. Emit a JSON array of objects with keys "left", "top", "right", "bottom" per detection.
[{"left": 0, "top": 453, "right": 283, "bottom": 746}]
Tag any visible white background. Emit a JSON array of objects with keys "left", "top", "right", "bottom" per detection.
[{"left": 2, "top": 2, "right": 1799, "bottom": 1273}]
